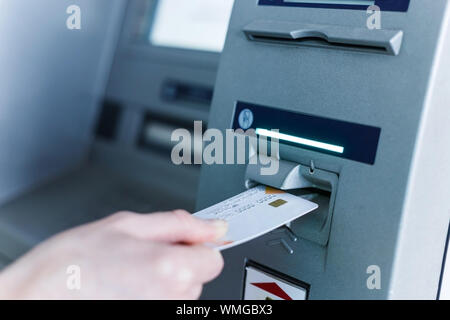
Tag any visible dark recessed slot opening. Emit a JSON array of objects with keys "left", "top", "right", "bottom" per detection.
[
  {"left": 290, "top": 187, "right": 331, "bottom": 199},
  {"left": 95, "top": 100, "right": 123, "bottom": 141},
  {"left": 161, "top": 80, "right": 213, "bottom": 106},
  {"left": 290, "top": 187, "right": 331, "bottom": 215},
  {"left": 249, "top": 35, "right": 388, "bottom": 53}
]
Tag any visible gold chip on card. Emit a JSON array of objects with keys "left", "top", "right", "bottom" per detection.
[{"left": 269, "top": 199, "right": 287, "bottom": 208}]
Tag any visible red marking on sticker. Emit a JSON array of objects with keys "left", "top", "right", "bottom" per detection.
[{"left": 250, "top": 282, "right": 292, "bottom": 300}]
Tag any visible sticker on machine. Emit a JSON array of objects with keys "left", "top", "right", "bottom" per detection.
[
  {"left": 244, "top": 266, "right": 308, "bottom": 300},
  {"left": 193, "top": 185, "right": 318, "bottom": 251}
]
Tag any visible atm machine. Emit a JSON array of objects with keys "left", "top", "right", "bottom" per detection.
[
  {"left": 198, "top": 0, "right": 450, "bottom": 299},
  {"left": 0, "top": 0, "right": 234, "bottom": 267}
]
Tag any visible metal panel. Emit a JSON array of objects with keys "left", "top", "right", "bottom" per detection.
[{"left": 199, "top": 0, "right": 450, "bottom": 299}]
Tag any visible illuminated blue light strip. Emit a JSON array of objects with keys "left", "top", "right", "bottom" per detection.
[
  {"left": 285, "top": 0, "right": 374, "bottom": 5},
  {"left": 255, "top": 128, "right": 344, "bottom": 154}
]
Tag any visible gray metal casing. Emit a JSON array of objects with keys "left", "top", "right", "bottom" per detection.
[{"left": 197, "top": 0, "right": 450, "bottom": 299}]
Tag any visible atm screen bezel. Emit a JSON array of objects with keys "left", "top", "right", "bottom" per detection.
[{"left": 258, "top": 0, "right": 410, "bottom": 12}]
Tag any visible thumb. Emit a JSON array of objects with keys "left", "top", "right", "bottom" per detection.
[{"left": 111, "top": 210, "right": 228, "bottom": 244}]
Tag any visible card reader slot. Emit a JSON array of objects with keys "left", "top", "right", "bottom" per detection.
[
  {"left": 245, "top": 157, "right": 338, "bottom": 246},
  {"left": 244, "top": 20, "right": 403, "bottom": 55},
  {"left": 290, "top": 188, "right": 333, "bottom": 242}
]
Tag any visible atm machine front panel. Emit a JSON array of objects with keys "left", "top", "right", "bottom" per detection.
[{"left": 198, "top": 0, "right": 450, "bottom": 299}]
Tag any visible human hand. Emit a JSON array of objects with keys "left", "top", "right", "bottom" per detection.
[{"left": 0, "top": 210, "right": 227, "bottom": 300}]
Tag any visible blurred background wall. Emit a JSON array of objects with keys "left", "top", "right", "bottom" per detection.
[{"left": 0, "top": 0, "right": 126, "bottom": 204}]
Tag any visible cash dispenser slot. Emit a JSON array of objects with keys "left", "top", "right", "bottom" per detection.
[
  {"left": 244, "top": 20, "right": 404, "bottom": 55},
  {"left": 161, "top": 80, "right": 213, "bottom": 106},
  {"left": 245, "top": 157, "right": 338, "bottom": 246}
]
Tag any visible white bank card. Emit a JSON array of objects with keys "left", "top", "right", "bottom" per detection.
[{"left": 194, "top": 186, "right": 318, "bottom": 251}]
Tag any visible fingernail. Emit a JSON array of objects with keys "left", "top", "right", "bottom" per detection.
[{"left": 206, "top": 220, "right": 228, "bottom": 239}]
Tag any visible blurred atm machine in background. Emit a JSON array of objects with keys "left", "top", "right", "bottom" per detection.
[
  {"left": 94, "top": 0, "right": 234, "bottom": 208},
  {"left": 198, "top": 0, "right": 450, "bottom": 299},
  {"left": 0, "top": 0, "right": 234, "bottom": 268}
]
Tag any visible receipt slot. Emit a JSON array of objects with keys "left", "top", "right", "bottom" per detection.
[{"left": 197, "top": 0, "right": 450, "bottom": 299}]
